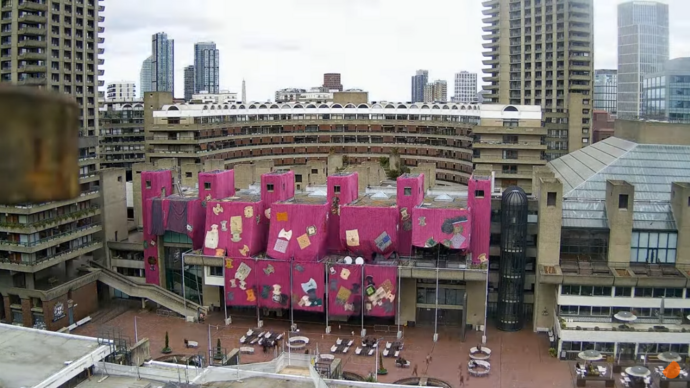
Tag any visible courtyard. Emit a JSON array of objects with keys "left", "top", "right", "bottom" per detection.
[{"left": 72, "top": 305, "right": 573, "bottom": 388}]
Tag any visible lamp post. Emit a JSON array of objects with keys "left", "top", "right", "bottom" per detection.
[
  {"left": 181, "top": 249, "right": 193, "bottom": 315},
  {"left": 374, "top": 336, "right": 384, "bottom": 381},
  {"left": 134, "top": 315, "right": 138, "bottom": 343},
  {"left": 208, "top": 324, "right": 220, "bottom": 365}
]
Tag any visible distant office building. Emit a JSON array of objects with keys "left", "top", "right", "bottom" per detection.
[
  {"left": 617, "top": 1, "right": 669, "bottom": 118},
  {"left": 424, "top": 80, "right": 447, "bottom": 102},
  {"left": 139, "top": 56, "right": 153, "bottom": 97},
  {"left": 411, "top": 70, "right": 428, "bottom": 102},
  {"left": 184, "top": 65, "right": 195, "bottom": 101},
  {"left": 323, "top": 73, "right": 343, "bottom": 91},
  {"left": 594, "top": 69, "right": 618, "bottom": 115},
  {"left": 642, "top": 57, "right": 690, "bottom": 122},
  {"left": 107, "top": 81, "right": 136, "bottom": 100},
  {"left": 453, "top": 71, "right": 478, "bottom": 103},
  {"left": 190, "top": 90, "right": 238, "bottom": 104},
  {"left": 151, "top": 32, "right": 175, "bottom": 93},
  {"left": 194, "top": 42, "right": 219, "bottom": 94},
  {"left": 275, "top": 87, "right": 333, "bottom": 102}
]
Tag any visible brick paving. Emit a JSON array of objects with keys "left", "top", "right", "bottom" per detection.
[{"left": 73, "top": 308, "right": 573, "bottom": 388}]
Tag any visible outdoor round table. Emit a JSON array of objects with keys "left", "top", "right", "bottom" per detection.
[
  {"left": 625, "top": 366, "right": 651, "bottom": 377},
  {"left": 615, "top": 311, "right": 638, "bottom": 322},
  {"left": 578, "top": 350, "right": 603, "bottom": 361},
  {"left": 658, "top": 351, "right": 682, "bottom": 362}
]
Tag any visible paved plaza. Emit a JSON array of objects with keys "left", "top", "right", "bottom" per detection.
[{"left": 73, "top": 308, "right": 572, "bottom": 388}]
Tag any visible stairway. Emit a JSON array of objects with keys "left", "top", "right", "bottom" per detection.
[{"left": 89, "top": 261, "right": 207, "bottom": 319}]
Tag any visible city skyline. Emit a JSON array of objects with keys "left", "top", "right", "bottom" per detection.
[{"left": 102, "top": 0, "right": 690, "bottom": 102}]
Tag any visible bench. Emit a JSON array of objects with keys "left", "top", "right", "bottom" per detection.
[
  {"left": 469, "top": 346, "right": 491, "bottom": 361},
  {"left": 468, "top": 360, "right": 491, "bottom": 377},
  {"left": 286, "top": 336, "right": 309, "bottom": 350}
]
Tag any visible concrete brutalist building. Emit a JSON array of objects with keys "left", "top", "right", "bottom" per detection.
[{"left": 0, "top": 0, "right": 114, "bottom": 330}]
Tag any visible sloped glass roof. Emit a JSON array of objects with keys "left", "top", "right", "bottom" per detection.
[{"left": 548, "top": 137, "right": 690, "bottom": 231}]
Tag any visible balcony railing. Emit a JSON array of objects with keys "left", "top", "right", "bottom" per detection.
[
  {"left": 0, "top": 224, "right": 101, "bottom": 247},
  {"left": 0, "top": 205, "right": 99, "bottom": 231},
  {"left": 0, "top": 239, "right": 102, "bottom": 266}
]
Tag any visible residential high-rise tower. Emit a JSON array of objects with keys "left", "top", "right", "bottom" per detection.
[
  {"left": 411, "top": 70, "right": 428, "bottom": 103},
  {"left": 323, "top": 73, "right": 342, "bottom": 91},
  {"left": 193, "top": 42, "right": 219, "bottom": 94},
  {"left": 107, "top": 81, "right": 136, "bottom": 101},
  {"left": 424, "top": 80, "right": 447, "bottom": 102},
  {"left": 184, "top": 65, "right": 195, "bottom": 101},
  {"left": 453, "top": 71, "right": 478, "bottom": 103},
  {"left": 139, "top": 55, "right": 153, "bottom": 97},
  {"left": 151, "top": 32, "right": 174, "bottom": 93},
  {"left": 482, "top": 0, "right": 594, "bottom": 159},
  {"left": 617, "top": 1, "right": 669, "bottom": 119}
]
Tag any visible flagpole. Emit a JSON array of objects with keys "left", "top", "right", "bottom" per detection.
[
  {"left": 290, "top": 256, "right": 294, "bottom": 330},
  {"left": 325, "top": 260, "right": 329, "bottom": 331},
  {"left": 360, "top": 264, "right": 365, "bottom": 337},
  {"left": 255, "top": 257, "right": 260, "bottom": 328}
]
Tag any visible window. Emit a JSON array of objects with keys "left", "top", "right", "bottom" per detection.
[
  {"left": 547, "top": 192, "right": 556, "bottom": 206},
  {"left": 266, "top": 184, "right": 274, "bottom": 192},
  {"left": 619, "top": 194, "right": 628, "bottom": 209},
  {"left": 295, "top": 174, "right": 302, "bottom": 183},
  {"left": 145, "top": 180, "right": 151, "bottom": 189},
  {"left": 502, "top": 165, "right": 518, "bottom": 174},
  {"left": 474, "top": 190, "right": 484, "bottom": 198},
  {"left": 404, "top": 187, "right": 412, "bottom": 196},
  {"left": 185, "top": 172, "right": 193, "bottom": 178},
  {"left": 503, "top": 150, "right": 518, "bottom": 159},
  {"left": 209, "top": 266, "right": 223, "bottom": 277},
  {"left": 630, "top": 231, "right": 677, "bottom": 263},
  {"left": 204, "top": 182, "right": 211, "bottom": 190},
  {"left": 311, "top": 169, "right": 318, "bottom": 174},
  {"left": 614, "top": 287, "right": 632, "bottom": 297},
  {"left": 117, "top": 176, "right": 122, "bottom": 182}
]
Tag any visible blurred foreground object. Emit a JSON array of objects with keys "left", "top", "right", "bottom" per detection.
[{"left": 0, "top": 85, "right": 79, "bottom": 205}]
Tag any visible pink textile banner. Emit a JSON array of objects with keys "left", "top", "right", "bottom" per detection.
[
  {"left": 327, "top": 264, "right": 363, "bottom": 317},
  {"left": 326, "top": 173, "right": 359, "bottom": 252},
  {"left": 261, "top": 171, "right": 295, "bottom": 214},
  {"left": 397, "top": 206, "right": 414, "bottom": 256},
  {"left": 143, "top": 233, "right": 160, "bottom": 285},
  {"left": 186, "top": 199, "right": 206, "bottom": 250},
  {"left": 291, "top": 261, "right": 325, "bottom": 312},
  {"left": 411, "top": 207, "right": 471, "bottom": 249},
  {"left": 363, "top": 265, "right": 397, "bottom": 317},
  {"left": 266, "top": 202, "right": 329, "bottom": 261},
  {"left": 469, "top": 177, "right": 492, "bottom": 265},
  {"left": 339, "top": 205, "right": 399, "bottom": 259},
  {"left": 141, "top": 170, "right": 173, "bottom": 235},
  {"left": 202, "top": 200, "right": 267, "bottom": 258},
  {"left": 224, "top": 257, "right": 258, "bottom": 307},
  {"left": 256, "top": 260, "right": 291, "bottom": 309},
  {"left": 198, "top": 170, "right": 235, "bottom": 200}
]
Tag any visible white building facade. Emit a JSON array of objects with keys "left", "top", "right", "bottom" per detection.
[
  {"left": 453, "top": 71, "right": 478, "bottom": 103},
  {"left": 106, "top": 81, "right": 137, "bottom": 101}
]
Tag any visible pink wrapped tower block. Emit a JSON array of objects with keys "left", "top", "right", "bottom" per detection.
[
  {"left": 198, "top": 170, "right": 235, "bottom": 200},
  {"left": 326, "top": 172, "right": 359, "bottom": 252},
  {"left": 261, "top": 171, "right": 295, "bottom": 220},
  {"left": 396, "top": 173, "right": 425, "bottom": 255},
  {"left": 468, "top": 175, "right": 492, "bottom": 265}
]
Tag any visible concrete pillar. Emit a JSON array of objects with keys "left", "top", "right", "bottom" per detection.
[
  {"left": 606, "top": 180, "right": 635, "bottom": 267},
  {"left": 671, "top": 182, "right": 690, "bottom": 265},
  {"left": 465, "top": 281, "right": 487, "bottom": 327},
  {"left": 181, "top": 163, "right": 202, "bottom": 188},
  {"left": 204, "top": 159, "right": 225, "bottom": 172},
  {"left": 328, "top": 154, "right": 344, "bottom": 175},
  {"left": 233, "top": 164, "right": 255, "bottom": 190},
  {"left": 132, "top": 162, "right": 156, "bottom": 230},
  {"left": 397, "top": 277, "right": 416, "bottom": 326},
  {"left": 533, "top": 172, "right": 562, "bottom": 331},
  {"left": 24, "top": 273, "right": 34, "bottom": 289}
]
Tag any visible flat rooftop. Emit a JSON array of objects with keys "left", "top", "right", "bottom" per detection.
[
  {"left": 347, "top": 194, "right": 397, "bottom": 207},
  {"left": 418, "top": 196, "right": 468, "bottom": 209},
  {"left": 217, "top": 193, "right": 262, "bottom": 203},
  {"left": 278, "top": 194, "right": 327, "bottom": 205},
  {"left": 0, "top": 324, "right": 109, "bottom": 388},
  {"left": 77, "top": 376, "right": 366, "bottom": 388}
]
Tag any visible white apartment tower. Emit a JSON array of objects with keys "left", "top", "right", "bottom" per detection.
[
  {"left": 453, "top": 71, "right": 478, "bottom": 103},
  {"left": 106, "top": 81, "right": 136, "bottom": 100}
]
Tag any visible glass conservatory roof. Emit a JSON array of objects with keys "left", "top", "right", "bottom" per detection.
[{"left": 547, "top": 137, "right": 690, "bottom": 230}]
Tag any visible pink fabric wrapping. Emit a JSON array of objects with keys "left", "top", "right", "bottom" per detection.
[
  {"left": 256, "top": 260, "right": 291, "bottom": 309},
  {"left": 468, "top": 177, "right": 492, "bottom": 265},
  {"left": 143, "top": 234, "right": 160, "bottom": 285},
  {"left": 326, "top": 173, "right": 359, "bottom": 253},
  {"left": 198, "top": 170, "right": 236, "bottom": 200},
  {"left": 411, "top": 207, "right": 471, "bottom": 250},
  {"left": 339, "top": 205, "right": 399, "bottom": 260},
  {"left": 291, "top": 261, "right": 325, "bottom": 312},
  {"left": 260, "top": 171, "right": 295, "bottom": 220},
  {"left": 141, "top": 170, "right": 173, "bottom": 236},
  {"left": 396, "top": 174, "right": 425, "bottom": 255},
  {"left": 224, "top": 257, "right": 258, "bottom": 307},
  {"left": 328, "top": 264, "right": 363, "bottom": 317},
  {"left": 186, "top": 199, "right": 206, "bottom": 250},
  {"left": 266, "top": 202, "right": 329, "bottom": 261},
  {"left": 202, "top": 200, "right": 267, "bottom": 258},
  {"left": 363, "top": 265, "right": 397, "bottom": 317}
]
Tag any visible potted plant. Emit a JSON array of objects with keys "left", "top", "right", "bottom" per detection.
[
  {"left": 548, "top": 347, "right": 557, "bottom": 358},
  {"left": 377, "top": 351, "right": 388, "bottom": 375},
  {"left": 214, "top": 338, "right": 224, "bottom": 361},
  {"left": 162, "top": 331, "right": 172, "bottom": 354}
]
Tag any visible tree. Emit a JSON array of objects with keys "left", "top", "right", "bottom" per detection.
[
  {"left": 214, "top": 338, "right": 223, "bottom": 360},
  {"left": 378, "top": 350, "right": 387, "bottom": 375}
]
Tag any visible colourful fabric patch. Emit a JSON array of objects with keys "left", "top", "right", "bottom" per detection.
[
  {"left": 276, "top": 212, "right": 288, "bottom": 222},
  {"left": 306, "top": 225, "right": 317, "bottom": 237},
  {"left": 374, "top": 231, "right": 392, "bottom": 251},
  {"left": 274, "top": 239, "right": 288, "bottom": 253},
  {"left": 278, "top": 229, "right": 293, "bottom": 241},
  {"left": 418, "top": 217, "right": 426, "bottom": 226},
  {"left": 239, "top": 245, "right": 249, "bottom": 256},
  {"left": 297, "top": 234, "right": 311, "bottom": 250},
  {"left": 230, "top": 216, "right": 243, "bottom": 234},
  {"left": 263, "top": 264, "right": 275, "bottom": 276},
  {"left": 244, "top": 206, "right": 254, "bottom": 218},
  {"left": 220, "top": 220, "right": 228, "bottom": 231},
  {"left": 345, "top": 229, "right": 360, "bottom": 247}
]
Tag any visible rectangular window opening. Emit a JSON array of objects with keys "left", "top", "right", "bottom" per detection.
[
  {"left": 547, "top": 192, "right": 556, "bottom": 206},
  {"left": 619, "top": 194, "right": 629, "bottom": 209}
]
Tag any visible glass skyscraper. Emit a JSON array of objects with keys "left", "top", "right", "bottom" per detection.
[
  {"left": 194, "top": 42, "right": 220, "bottom": 94},
  {"left": 411, "top": 70, "right": 428, "bottom": 103},
  {"left": 617, "top": 1, "right": 669, "bottom": 119},
  {"left": 593, "top": 69, "right": 617, "bottom": 115},
  {"left": 152, "top": 32, "right": 175, "bottom": 93},
  {"left": 642, "top": 57, "right": 690, "bottom": 122},
  {"left": 139, "top": 55, "right": 153, "bottom": 98}
]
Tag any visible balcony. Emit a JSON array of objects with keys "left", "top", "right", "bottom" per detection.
[
  {"left": 0, "top": 240, "right": 103, "bottom": 273},
  {"left": 18, "top": 51, "right": 45, "bottom": 61},
  {"left": 18, "top": 14, "right": 47, "bottom": 24},
  {"left": 17, "top": 39, "right": 47, "bottom": 48},
  {"left": 0, "top": 189, "right": 100, "bottom": 215},
  {"left": 0, "top": 223, "right": 102, "bottom": 253},
  {"left": 473, "top": 126, "right": 548, "bottom": 136},
  {"left": 17, "top": 26, "right": 46, "bottom": 36},
  {"left": 16, "top": 75, "right": 46, "bottom": 85},
  {"left": 0, "top": 205, "right": 100, "bottom": 233},
  {"left": 473, "top": 141, "right": 546, "bottom": 150},
  {"left": 17, "top": 64, "right": 46, "bottom": 73},
  {"left": 18, "top": 1, "right": 48, "bottom": 12}
]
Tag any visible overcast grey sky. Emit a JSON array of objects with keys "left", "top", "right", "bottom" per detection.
[{"left": 102, "top": 0, "right": 690, "bottom": 102}]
